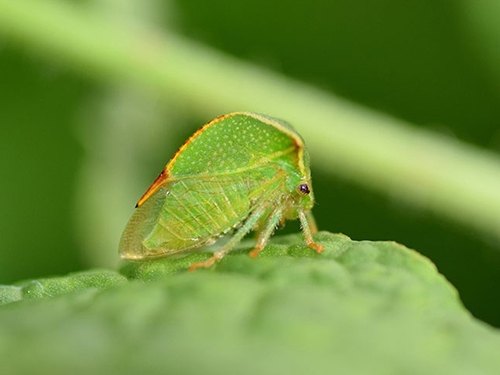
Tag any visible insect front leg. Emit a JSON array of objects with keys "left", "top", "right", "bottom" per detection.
[
  {"left": 299, "top": 210, "right": 324, "bottom": 253},
  {"left": 188, "top": 206, "right": 267, "bottom": 271},
  {"left": 248, "top": 208, "right": 282, "bottom": 258},
  {"left": 306, "top": 210, "right": 319, "bottom": 234}
]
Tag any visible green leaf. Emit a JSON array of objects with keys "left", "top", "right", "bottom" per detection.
[
  {"left": 0, "top": 269, "right": 127, "bottom": 304},
  {"left": 0, "top": 232, "right": 499, "bottom": 375}
]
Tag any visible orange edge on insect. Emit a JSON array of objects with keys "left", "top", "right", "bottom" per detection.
[
  {"left": 135, "top": 169, "right": 169, "bottom": 207},
  {"left": 135, "top": 113, "right": 235, "bottom": 208}
]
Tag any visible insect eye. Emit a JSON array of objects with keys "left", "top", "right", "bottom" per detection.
[{"left": 298, "top": 183, "right": 310, "bottom": 195}]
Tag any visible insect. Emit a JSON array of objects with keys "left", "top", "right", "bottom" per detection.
[{"left": 119, "top": 112, "right": 323, "bottom": 271}]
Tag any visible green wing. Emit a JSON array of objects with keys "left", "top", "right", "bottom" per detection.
[{"left": 119, "top": 165, "right": 284, "bottom": 260}]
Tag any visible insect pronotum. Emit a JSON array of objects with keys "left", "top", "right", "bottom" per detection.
[{"left": 119, "top": 112, "right": 323, "bottom": 271}]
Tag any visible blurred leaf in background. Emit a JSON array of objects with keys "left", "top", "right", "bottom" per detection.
[
  {"left": 74, "top": 88, "right": 183, "bottom": 267},
  {"left": 0, "top": 0, "right": 500, "bottom": 331},
  {"left": 0, "top": 48, "right": 87, "bottom": 282}
]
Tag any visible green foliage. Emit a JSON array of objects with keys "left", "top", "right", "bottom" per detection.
[
  {"left": 0, "top": 269, "right": 127, "bottom": 304},
  {"left": 1, "top": 232, "right": 499, "bottom": 375}
]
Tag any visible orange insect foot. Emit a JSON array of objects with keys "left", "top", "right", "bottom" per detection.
[
  {"left": 188, "top": 257, "right": 217, "bottom": 272},
  {"left": 248, "top": 247, "right": 262, "bottom": 258},
  {"left": 309, "top": 242, "right": 324, "bottom": 254}
]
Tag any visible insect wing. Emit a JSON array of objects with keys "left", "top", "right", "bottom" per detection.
[
  {"left": 119, "top": 164, "right": 284, "bottom": 260},
  {"left": 119, "top": 184, "right": 168, "bottom": 260}
]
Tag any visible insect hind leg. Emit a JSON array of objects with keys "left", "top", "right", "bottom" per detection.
[
  {"left": 188, "top": 206, "right": 267, "bottom": 271},
  {"left": 249, "top": 209, "right": 282, "bottom": 258}
]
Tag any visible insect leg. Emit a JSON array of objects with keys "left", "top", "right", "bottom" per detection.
[
  {"left": 278, "top": 216, "right": 286, "bottom": 230},
  {"left": 299, "top": 210, "right": 324, "bottom": 253},
  {"left": 188, "top": 206, "right": 267, "bottom": 271},
  {"left": 248, "top": 209, "right": 282, "bottom": 258},
  {"left": 306, "top": 211, "right": 319, "bottom": 234}
]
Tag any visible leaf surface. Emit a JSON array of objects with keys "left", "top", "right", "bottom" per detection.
[{"left": 0, "top": 232, "right": 499, "bottom": 375}]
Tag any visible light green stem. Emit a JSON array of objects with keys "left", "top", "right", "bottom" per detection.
[{"left": 1, "top": 0, "right": 500, "bottom": 240}]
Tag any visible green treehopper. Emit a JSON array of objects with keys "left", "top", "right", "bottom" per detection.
[{"left": 119, "top": 112, "right": 323, "bottom": 270}]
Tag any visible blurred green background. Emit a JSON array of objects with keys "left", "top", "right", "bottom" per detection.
[{"left": 1, "top": 0, "right": 500, "bottom": 327}]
